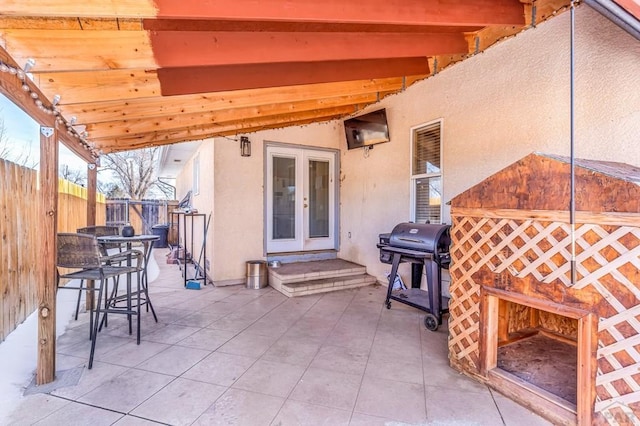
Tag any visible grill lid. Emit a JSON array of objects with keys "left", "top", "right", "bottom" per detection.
[{"left": 388, "top": 223, "right": 451, "bottom": 255}]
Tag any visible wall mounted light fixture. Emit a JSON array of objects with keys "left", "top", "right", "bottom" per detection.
[{"left": 241, "top": 136, "right": 251, "bottom": 157}]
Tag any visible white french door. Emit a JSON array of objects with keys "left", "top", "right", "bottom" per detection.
[{"left": 266, "top": 146, "right": 337, "bottom": 253}]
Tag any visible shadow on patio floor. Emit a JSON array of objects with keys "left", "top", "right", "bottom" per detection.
[{"left": 4, "top": 249, "right": 551, "bottom": 425}]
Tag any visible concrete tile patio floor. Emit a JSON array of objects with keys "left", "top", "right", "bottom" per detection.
[{"left": 6, "top": 250, "right": 552, "bottom": 425}]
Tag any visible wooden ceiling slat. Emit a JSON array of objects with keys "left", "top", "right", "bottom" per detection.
[
  {"left": 76, "top": 18, "right": 130, "bottom": 30},
  {"left": 0, "top": 17, "right": 143, "bottom": 31},
  {"left": 100, "top": 114, "right": 351, "bottom": 151},
  {"left": 33, "top": 69, "right": 161, "bottom": 105},
  {"left": 92, "top": 105, "right": 358, "bottom": 151},
  {"left": 3, "top": 0, "right": 526, "bottom": 26},
  {"left": 0, "top": 17, "right": 83, "bottom": 30},
  {"left": 60, "top": 77, "right": 413, "bottom": 122},
  {"left": 1, "top": 1, "right": 157, "bottom": 19},
  {"left": 84, "top": 93, "right": 377, "bottom": 140},
  {"left": 1, "top": 29, "right": 155, "bottom": 72}
]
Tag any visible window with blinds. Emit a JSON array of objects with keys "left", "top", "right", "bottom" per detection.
[{"left": 411, "top": 121, "right": 442, "bottom": 224}]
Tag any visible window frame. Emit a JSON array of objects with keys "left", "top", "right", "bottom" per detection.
[{"left": 409, "top": 119, "right": 443, "bottom": 224}]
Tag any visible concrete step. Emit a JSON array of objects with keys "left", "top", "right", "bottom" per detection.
[
  {"left": 268, "top": 258, "right": 375, "bottom": 297},
  {"left": 269, "top": 258, "right": 366, "bottom": 285},
  {"left": 277, "top": 273, "right": 377, "bottom": 297}
]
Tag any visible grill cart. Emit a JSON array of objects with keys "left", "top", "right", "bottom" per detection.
[{"left": 377, "top": 223, "right": 451, "bottom": 331}]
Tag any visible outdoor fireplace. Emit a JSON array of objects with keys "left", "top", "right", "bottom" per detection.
[
  {"left": 447, "top": 153, "right": 640, "bottom": 425},
  {"left": 493, "top": 298, "right": 579, "bottom": 406}
]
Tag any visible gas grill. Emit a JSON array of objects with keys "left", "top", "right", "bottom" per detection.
[{"left": 377, "top": 223, "right": 451, "bottom": 330}]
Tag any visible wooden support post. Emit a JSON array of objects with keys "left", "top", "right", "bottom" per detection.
[
  {"left": 37, "top": 125, "right": 58, "bottom": 385},
  {"left": 479, "top": 290, "right": 499, "bottom": 375},
  {"left": 577, "top": 313, "right": 597, "bottom": 425},
  {"left": 86, "top": 163, "right": 97, "bottom": 227},
  {"left": 85, "top": 163, "right": 97, "bottom": 311},
  {"left": 498, "top": 299, "right": 509, "bottom": 342}
]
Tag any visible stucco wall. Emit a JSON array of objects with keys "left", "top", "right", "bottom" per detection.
[
  {"left": 176, "top": 5, "right": 640, "bottom": 286},
  {"left": 341, "top": 5, "right": 640, "bottom": 284},
  {"left": 176, "top": 140, "right": 215, "bottom": 278},
  {"left": 211, "top": 122, "right": 343, "bottom": 283}
]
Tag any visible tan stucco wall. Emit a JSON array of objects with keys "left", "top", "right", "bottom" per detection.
[
  {"left": 340, "top": 6, "right": 640, "bottom": 284},
  {"left": 176, "top": 5, "right": 640, "bottom": 286},
  {"left": 211, "top": 123, "right": 343, "bottom": 283},
  {"left": 176, "top": 140, "right": 215, "bottom": 278}
]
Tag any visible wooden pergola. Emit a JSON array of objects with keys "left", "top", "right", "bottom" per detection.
[{"left": 0, "top": 0, "right": 573, "bottom": 385}]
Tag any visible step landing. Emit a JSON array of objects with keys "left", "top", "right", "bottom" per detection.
[{"left": 269, "top": 259, "right": 376, "bottom": 297}]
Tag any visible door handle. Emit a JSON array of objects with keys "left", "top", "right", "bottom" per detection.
[{"left": 304, "top": 204, "right": 308, "bottom": 208}]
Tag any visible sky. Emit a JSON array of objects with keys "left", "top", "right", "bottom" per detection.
[{"left": 0, "top": 94, "right": 88, "bottom": 171}]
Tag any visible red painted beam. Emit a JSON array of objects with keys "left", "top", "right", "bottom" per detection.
[
  {"left": 143, "top": 19, "right": 483, "bottom": 34},
  {"left": 157, "top": 58, "right": 429, "bottom": 96},
  {"left": 153, "top": 0, "right": 525, "bottom": 26},
  {"left": 142, "top": 19, "right": 484, "bottom": 33},
  {"left": 149, "top": 31, "right": 467, "bottom": 67}
]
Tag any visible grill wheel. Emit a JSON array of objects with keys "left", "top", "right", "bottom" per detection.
[{"left": 424, "top": 313, "right": 438, "bottom": 331}]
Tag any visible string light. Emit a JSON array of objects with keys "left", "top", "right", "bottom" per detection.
[
  {"left": 23, "top": 58, "right": 35, "bottom": 73},
  {"left": 0, "top": 59, "right": 97, "bottom": 159}
]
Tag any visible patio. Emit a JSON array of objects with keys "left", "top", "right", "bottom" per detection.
[{"left": 5, "top": 249, "right": 550, "bottom": 425}]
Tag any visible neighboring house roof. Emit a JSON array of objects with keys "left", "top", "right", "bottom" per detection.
[
  {"left": 0, "top": 0, "right": 574, "bottom": 157},
  {"left": 585, "top": 0, "right": 640, "bottom": 40},
  {"left": 157, "top": 140, "right": 201, "bottom": 178}
]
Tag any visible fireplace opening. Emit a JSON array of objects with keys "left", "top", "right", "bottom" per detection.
[
  {"left": 495, "top": 299, "right": 578, "bottom": 405},
  {"left": 480, "top": 290, "right": 596, "bottom": 424}
]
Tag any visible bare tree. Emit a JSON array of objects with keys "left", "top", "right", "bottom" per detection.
[
  {"left": 100, "top": 147, "right": 168, "bottom": 200},
  {"left": 59, "top": 164, "right": 86, "bottom": 185},
  {"left": 97, "top": 181, "right": 127, "bottom": 199}
]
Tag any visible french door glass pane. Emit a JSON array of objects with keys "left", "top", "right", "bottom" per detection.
[
  {"left": 415, "top": 176, "right": 441, "bottom": 224},
  {"left": 308, "top": 160, "right": 329, "bottom": 238},
  {"left": 273, "top": 157, "right": 295, "bottom": 239}
]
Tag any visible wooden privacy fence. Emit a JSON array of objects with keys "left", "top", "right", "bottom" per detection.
[
  {"left": 0, "top": 159, "right": 39, "bottom": 343},
  {"left": 106, "top": 199, "right": 177, "bottom": 235},
  {"left": 58, "top": 179, "right": 106, "bottom": 232},
  {"left": 0, "top": 158, "right": 107, "bottom": 342}
]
